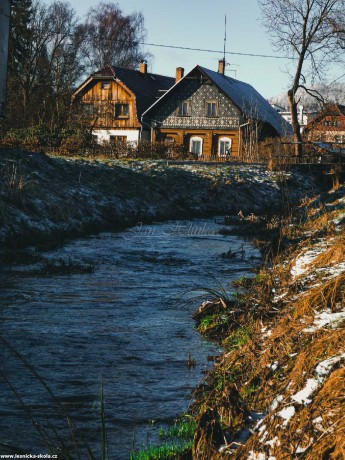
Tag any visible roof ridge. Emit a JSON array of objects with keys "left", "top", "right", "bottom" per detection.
[
  {"left": 198, "top": 65, "right": 248, "bottom": 86},
  {"left": 110, "top": 65, "right": 174, "bottom": 80}
]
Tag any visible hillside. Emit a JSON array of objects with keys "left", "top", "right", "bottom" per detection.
[{"left": 269, "top": 82, "right": 345, "bottom": 112}]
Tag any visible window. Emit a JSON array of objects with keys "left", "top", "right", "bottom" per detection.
[
  {"left": 115, "top": 103, "right": 129, "bottom": 118},
  {"left": 110, "top": 135, "right": 127, "bottom": 143},
  {"left": 178, "top": 101, "right": 189, "bottom": 116},
  {"left": 101, "top": 82, "right": 111, "bottom": 89},
  {"left": 190, "top": 136, "right": 203, "bottom": 156},
  {"left": 218, "top": 137, "right": 232, "bottom": 157},
  {"left": 83, "top": 103, "right": 94, "bottom": 116},
  {"left": 206, "top": 100, "right": 218, "bottom": 117}
]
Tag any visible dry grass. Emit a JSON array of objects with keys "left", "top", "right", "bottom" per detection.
[
  {"left": 311, "top": 235, "right": 345, "bottom": 269},
  {"left": 190, "top": 185, "right": 345, "bottom": 459}
]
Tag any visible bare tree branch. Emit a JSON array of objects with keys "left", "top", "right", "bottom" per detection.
[{"left": 259, "top": 0, "right": 345, "bottom": 156}]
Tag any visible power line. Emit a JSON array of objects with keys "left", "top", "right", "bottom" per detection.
[
  {"left": 49, "top": 32, "right": 295, "bottom": 60},
  {"left": 134, "top": 40, "right": 295, "bottom": 60}
]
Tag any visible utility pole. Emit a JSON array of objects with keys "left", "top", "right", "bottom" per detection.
[{"left": 0, "top": 0, "right": 11, "bottom": 118}]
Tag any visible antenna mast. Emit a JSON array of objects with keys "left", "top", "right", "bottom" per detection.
[{"left": 223, "top": 14, "right": 227, "bottom": 62}]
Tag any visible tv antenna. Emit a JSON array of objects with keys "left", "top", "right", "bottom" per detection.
[
  {"left": 223, "top": 14, "right": 227, "bottom": 62},
  {"left": 223, "top": 14, "right": 240, "bottom": 77}
]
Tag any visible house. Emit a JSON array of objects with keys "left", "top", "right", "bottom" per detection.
[
  {"left": 141, "top": 60, "right": 291, "bottom": 159},
  {"left": 304, "top": 104, "right": 345, "bottom": 143},
  {"left": 71, "top": 62, "right": 175, "bottom": 143},
  {"left": 271, "top": 104, "right": 314, "bottom": 132}
]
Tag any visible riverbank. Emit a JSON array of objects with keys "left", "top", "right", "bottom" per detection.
[
  {"left": 189, "top": 183, "right": 345, "bottom": 459},
  {"left": 0, "top": 148, "right": 320, "bottom": 261}
]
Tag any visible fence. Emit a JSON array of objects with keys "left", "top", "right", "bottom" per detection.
[
  {"left": 2, "top": 136, "right": 344, "bottom": 166},
  {"left": 261, "top": 140, "right": 345, "bottom": 166}
]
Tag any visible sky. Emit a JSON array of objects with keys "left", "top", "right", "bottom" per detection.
[{"left": 58, "top": 0, "right": 314, "bottom": 99}]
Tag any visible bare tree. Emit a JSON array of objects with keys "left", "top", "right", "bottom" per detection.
[
  {"left": 258, "top": 0, "right": 345, "bottom": 156},
  {"left": 6, "top": 0, "right": 82, "bottom": 128},
  {"left": 45, "top": 1, "right": 84, "bottom": 126},
  {"left": 78, "top": 2, "right": 151, "bottom": 72}
]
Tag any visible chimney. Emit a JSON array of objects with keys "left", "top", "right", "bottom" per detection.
[
  {"left": 218, "top": 59, "right": 225, "bottom": 75},
  {"left": 176, "top": 67, "right": 184, "bottom": 83},
  {"left": 140, "top": 60, "right": 147, "bottom": 74}
]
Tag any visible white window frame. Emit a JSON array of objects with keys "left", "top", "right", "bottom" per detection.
[
  {"left": 218, "top": 137, "right": 232, "bottom": 157},
  {"left": 190, "top": 136, "right": 203, "bottom": 156}
]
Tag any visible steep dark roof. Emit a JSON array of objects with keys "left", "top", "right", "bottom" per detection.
[
  {"left": 199, "top": 67, "right": 292, "bottom": 135},
  {"left": 143, "top": 65, "right": 292, "bottom": 136},
  {"left": 90, "top": 65, "right": 175, "bottom": 119}
]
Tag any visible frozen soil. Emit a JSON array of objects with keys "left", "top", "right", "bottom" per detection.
[{"left": 0, "top": 148, "right": 319, "bottom": 257}]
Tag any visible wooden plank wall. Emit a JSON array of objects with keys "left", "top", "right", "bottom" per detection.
[
  {"left": 81, "top": 81, "right": 140, "bottom": 129},
  {"left": 156, "top": 129, "right": 240, "bottom": 158}
]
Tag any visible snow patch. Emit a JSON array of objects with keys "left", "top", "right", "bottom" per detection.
[
  {"left": 290, "top": 245, "right": 325, "bottom": 278},
  {"left": 265, "top": 436, "right": 280, "bottom": 448},
  {"left": 291, "top": 378, "right": 319, "bottom": 405},
  {"left": 277, "top": 406, "right": 295, "bottom": 426},
  {"left": 270, "top": 395, "right": 284, "bottom": 411},
  {"left": 315, "top": 353, "right": 345, "bottom": 378},
  {"left": 247, "top": 452, "right": 266, "bottom": 460},
  {"left": 267, "top": 361, "right": 279, "bottom": 371},
  {"left": 291, "top": 353, "right": 345, "bottom": 406},
  {"left": 303, "top": 310, "right": 345, "bottom": 332}
]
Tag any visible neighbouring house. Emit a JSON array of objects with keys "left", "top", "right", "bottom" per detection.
[
  {"left": 304, "top": 104, "right": 345, "bottom": 143},
  {"left": 141, "top": 60, "right": 291, "bottom": 159},
  {"left": 71, "top": 62, "right": 175, "bottom": 143},
  {"left": 271, "top": 104, "right": 315, "bottom": 132}
]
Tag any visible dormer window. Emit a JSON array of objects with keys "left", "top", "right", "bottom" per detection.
[
  {"left": 115, "top": 103, "right": 129, "bottom": 118},
  {"left": 206, "top": 100, "right": 218, "bottom": 117},
  {"left": 178, "top": 100, "right": 189, "bottom": 116}
]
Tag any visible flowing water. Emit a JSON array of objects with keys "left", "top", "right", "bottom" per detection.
[{"left": 0, "top": 218, "right": 260, "bottom": 458}]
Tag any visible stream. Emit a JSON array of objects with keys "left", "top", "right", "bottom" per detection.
[{"left": 0, "top": 218, "right": 260, "bottom": 458}]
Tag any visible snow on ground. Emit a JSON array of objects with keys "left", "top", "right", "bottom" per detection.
[
  {"left": 290, "top": 243, "right": 325, "bottom": 279},
  {"left": 247, "top": 451, "right": 268, "bottom": 460},
  {"left": 277, "top": 406, "right": 296, "bottom": 426},
  {"left": 303, "top": 310, "right": 345, "bottom": 332},
  {"left": 315, "top": 353, "right": 345, "bottom": 378},
  {"left": 291, "top": 378, "right": 319, "bottom": 405},
  {"left": 291, "top": 353, "right": 345, "bottom": 406},
  {"left": 270, "top": 395, "right": 284, "bottom": 411}
]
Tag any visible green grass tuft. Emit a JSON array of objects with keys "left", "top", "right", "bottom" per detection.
[
  {"left": 130, "top": 441, "right": 192, "bottom": 460},
  {"left": 159, "top": 418, "right": 196, "bottom": 440}
]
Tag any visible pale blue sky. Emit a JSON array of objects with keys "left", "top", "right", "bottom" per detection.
[{"left": 65, "top": 0, "right": 339, "bottom": 99}]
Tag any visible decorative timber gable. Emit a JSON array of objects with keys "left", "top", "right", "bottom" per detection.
[
  {"left": 142, "top": 63, "right": 290, "bottom": 159},
  {"left": 153, "top": 74, "right": 241, "bottom": 130}
]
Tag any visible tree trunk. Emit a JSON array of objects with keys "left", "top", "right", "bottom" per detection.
[{"left": 288, "top": 89, "right": 303, "bottom": 157}]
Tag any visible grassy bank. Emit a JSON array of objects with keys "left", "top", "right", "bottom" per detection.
[
  {"left": 0, "top": 147, "right": 319, "bottom": 261},
  {"left": 188, "top": 183, "right": 345, "bottom": 459}
]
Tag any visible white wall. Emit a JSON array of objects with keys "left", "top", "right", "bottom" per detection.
[{"left": 93, "top": 129, "right": 140, "bottom": 143}]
